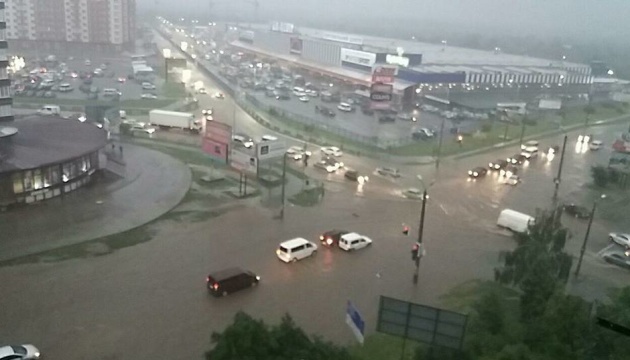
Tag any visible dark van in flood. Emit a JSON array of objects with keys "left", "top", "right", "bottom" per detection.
[{"left": 206, "top": 267, "right": 260, "bottom": 297}]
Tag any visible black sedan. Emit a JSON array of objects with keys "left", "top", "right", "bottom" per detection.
[
  {"left": 320, "top": 230, "right": 349, "bottom": 247},
  {"left": 603, "top": 253, "right": 630, "bottom": 270},
  {"left": 489, "top": 159, "right": 508, "bottom": 170},
  {"left": 563, "top": 204, "right": 590, "bottom": 219},
  {"left": 468, "top": 167, "right": 488, "bottom": 178}
]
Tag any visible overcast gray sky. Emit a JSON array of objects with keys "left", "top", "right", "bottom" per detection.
[{"left": 143, "top": 0, "right": 630, "bottom": 42}]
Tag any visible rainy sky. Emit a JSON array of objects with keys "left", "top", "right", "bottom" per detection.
[{"left": 141, "top": 0, "right": 630, "bottom": 42}]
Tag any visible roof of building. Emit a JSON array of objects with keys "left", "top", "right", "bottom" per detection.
[{"left": 0, "top": 115, "right": 109, "bottom": 173}]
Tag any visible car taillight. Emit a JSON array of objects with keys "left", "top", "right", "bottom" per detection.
[{"left": 213, "top": 283, "right": 219, "bottom": 290}]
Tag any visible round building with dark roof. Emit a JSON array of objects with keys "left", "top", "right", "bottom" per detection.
[{"left": 0, "top": 115, "right": 109, "bottom": 208}]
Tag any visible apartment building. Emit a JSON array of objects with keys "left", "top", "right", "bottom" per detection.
[
  {"left": 0, "top": 1, "right": 13, "bottom": 122},
  {"left": 5, "top": 0, "right": 135, "bottom": 50}
]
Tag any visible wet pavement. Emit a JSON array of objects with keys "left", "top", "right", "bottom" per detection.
[
  {"left": 0, "top": 143, "right": 191, "bottom": 262},
  {"left": 1, "top": 120, "right": 629, "bottom": 359}
]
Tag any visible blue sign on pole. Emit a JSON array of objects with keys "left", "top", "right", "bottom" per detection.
[{"left": 346, "top": 301, "right": 365, "bottom": 344}]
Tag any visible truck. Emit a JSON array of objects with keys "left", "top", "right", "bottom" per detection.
[
  {"left": 497, "top": 209, "right": 535, "bottom": 233},
  {"left": 149, "top": 110, "right": 201, "bottom": 133}
]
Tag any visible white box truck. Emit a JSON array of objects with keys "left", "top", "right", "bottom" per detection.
[
  {"left": 149, "top": 109, "right": 201, "bottom": 133},
  {"left": 497, "top": 209, "right": 535, "bottom": 233}
]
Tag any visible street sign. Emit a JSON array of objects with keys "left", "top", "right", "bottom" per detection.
[
  {"left": 230, "top": 148, "right": 258, "bottom": 175},
  {"left": 346, "top": 301, "right": 365, "bottom": 344},
  {"left": 256, "top": 141, "right": 286, "bottom": 160}
]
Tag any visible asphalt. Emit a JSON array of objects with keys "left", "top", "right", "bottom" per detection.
[{"left": 0, "top": 143, "right": 191, "bottom": 262}]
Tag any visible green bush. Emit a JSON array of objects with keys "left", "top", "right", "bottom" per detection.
[
  {"left": 591, "top": 165, "right": 609, "bottom": 187},
  {"left": 481, "top": 122, "right": 493, "bottom": 133}
]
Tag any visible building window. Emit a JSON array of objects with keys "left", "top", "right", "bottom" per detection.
[
  {"left": 12, "top": 173, "right": 23, "bottom": 194},
  {"left": 33, "top": 169, "right": 42, "bottom": 189},
  {"left": 0, "top": 85, "right": 10, "bottom": 98},
  {"left": 23, "top": 170, "right": 32, "bottom": 191}
]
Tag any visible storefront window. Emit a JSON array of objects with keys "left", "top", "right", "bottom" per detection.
[
  {"left": 12, "top": 172, "right": 23, "bottom": 194},
  {"left": 33, "top": 169, "right": 42, "bottom": 189},
  {"left": 43, "top": 166, "right": 52, "bottom": 187},
  {"left": 23, "top": 170, "right": 33, "bottom": 191},
  {"left": 62, "top": 163, "right": 71, "bottom": 182},
  {"left": 51, "top": 165, "right": 60, "bottom": 184},
  {"left": 81, "top": 157, "right": 88, "bottom": 172}
]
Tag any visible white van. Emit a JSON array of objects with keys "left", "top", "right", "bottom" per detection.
[
  {"left": 276, "top": 238, "right": 318, "bottom": 263},
  {"left": 497, "top": 209, "right": 534, "bottom": 233},
  {"left": 37, "top": 105, "right": 61, "bottom": 116}
]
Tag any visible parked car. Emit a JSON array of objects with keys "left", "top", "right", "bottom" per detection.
[
  {"left": 402, "top": 187, "right": 424, "bottom": 199},
  {"left": 412, "top": 128, "right": 434, "bottom": 140},
  {"left": 141, "top": 93, "right": 157, "bottom": 99},
  {"left": 142, "top": 82, "right": 156, "bottom": 90},
  {"left": 337, "top": 102, "right": 354, "bottom": 112},
  {"left": 261, "top": 134, "right": 278, "bottom": 141},
  {"left": 563, "top": 204, "right": 590, "bottom": 219},
  {"left": 609, "top": 233, "right": 630, "bottom": 247}
]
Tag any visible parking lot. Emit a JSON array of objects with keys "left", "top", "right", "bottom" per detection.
[{"left": 11, "top": 52, "right": 169, "bottom": 103}]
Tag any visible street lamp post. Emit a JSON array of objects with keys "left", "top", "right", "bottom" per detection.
[
  {"left": 552, "top": 135, "right": 568, "bottom": 205},
  {"left": 279, "top": 153, "right": 287, "bottom": 220},
  {"left": 574, "top": 194, "right": 606, "bottom": 277},
  {"left": 413, "top": 176, "right": 432, "bottom": 285}
]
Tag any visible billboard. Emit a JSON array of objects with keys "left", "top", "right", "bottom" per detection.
[
  {"left": 372, "top": 66, "right": 397, "bottom": 84},
  {"left": 202, "top": 121, "right": 231, "bottom": 164},
  {"left": 370, "top": 83, "right": 393, "bottom": 101},
  {"left": 256, "top": 141, "right": 286, "bottom": 160},
  {"left": 270, "top": 21, "right": 294, "bottom": 33},
  {"left": 231, "top": 148, "right": 258, "bottom": 175},
  {"left": 202, "top": 138, "right": 228, "bottom": 163},
  {"left": 538, "top": 99, "right": 562, "bottom": 110},
  {"left": 290, "top": 37, "right": 303, "bottom": 55},
  {"left": 340, "top": 48, "right": 376, "bottom": 68},
  {"left": 322, "top": 32, "right": 364, "bottom": 45},
  {"left": 377, "top": 296, "right": 468, "bottom": 350}
]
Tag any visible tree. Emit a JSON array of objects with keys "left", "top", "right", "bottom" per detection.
[
  {"left": 495, "top": 210, "right": 572, "bottom": 320},
  {"left": 206, "top": 312, "right": 354, "bottom": 360},
  {"left": 591, "top": 165, "right": 609, "bottom": 187}
]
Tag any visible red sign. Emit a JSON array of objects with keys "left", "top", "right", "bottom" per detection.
[
  {"left": 202, "top": 138, "right": 229, "bottom": 163},
  {"left": 205, "top": 121, "right": 231, "bottom": 143},
  {"left": 372, "top": 66, "right": 397, "bottom": 84}
]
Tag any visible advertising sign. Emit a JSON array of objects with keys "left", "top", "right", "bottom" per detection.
[
  {"left": 372, "top": 66, "right": 397, "bottom": 84},
  {"left": 377, "top": 296, "right": 468, "bottom": 350},
  {"left": 322, "top": 32, "right": 364, "bottom": 45},
  {"left": 386, "top": 54, "right": 410, "bottom": 67},
  {"left": 370, "top": 83, "right": 393, "bottom": 102},
  {"left": 231, "top": 148, "right": 258, "bottom": 175},
  {"left": 202, "top": 138, "right": 229, "bottom": 163},
  {"left": 538, "top": 99, "right": 562, "bottom": 110},
  {"left": 271, "top": 21, "right": 294, "bottom": 33},
  {"left": 256, "top": 141, "right": 286, "bottom": 160},
  {"left": 290, "top": 37, "right": 303, "bottom": 55},
  {"left": 340, "top": 48, "right": 376, "bottom": 68},
  {"left": 202, "top": 120, "right": 231, "bottom": 164}
]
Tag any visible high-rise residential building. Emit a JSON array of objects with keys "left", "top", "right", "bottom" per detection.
[
  {"left": 0, "top": 1, "right": 13, "bottom": 122},
  {"left": 5, "top": 0, "right": 135, "bottom": 50}
]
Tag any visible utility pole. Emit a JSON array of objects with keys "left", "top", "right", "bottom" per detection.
[
  {"left": 279, "top": 154, "right": 287, "bottom": 219},
  {"left": 413, "top": 189, "right": 427, "bottom": 285},
  {"left": 575, "top": 194, "right": 606, "bottom": 277},
  {"left": 435, "top": 117, "right": 445, "bottom": 170},
  {"left": 553, "top": 135, "right": 568, "bottom": 204}
]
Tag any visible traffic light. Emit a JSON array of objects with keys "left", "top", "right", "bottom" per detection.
[
  {"left": 402, "top": 225, "right": 410, "bottom": 236},
  {"left": 411, "top": 242, "right": 420, "bottom": 260}
]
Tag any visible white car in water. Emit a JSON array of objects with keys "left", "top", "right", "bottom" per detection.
[
  {"left": 0, "top": 344, "right": 41, "bottom": 360},
  {"left": 609, "top": 233, "right": 630, "bottom": 248},
  {"left": 321, "top": 146, "right": 342, "bottom": 157},
  {"left": 338, "top": 232, "right": 373, "bottom": 251}
]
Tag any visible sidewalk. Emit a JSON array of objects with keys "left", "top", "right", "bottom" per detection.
[{"left": 0, "top": 144, "right": 191, "bottom": 262}]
